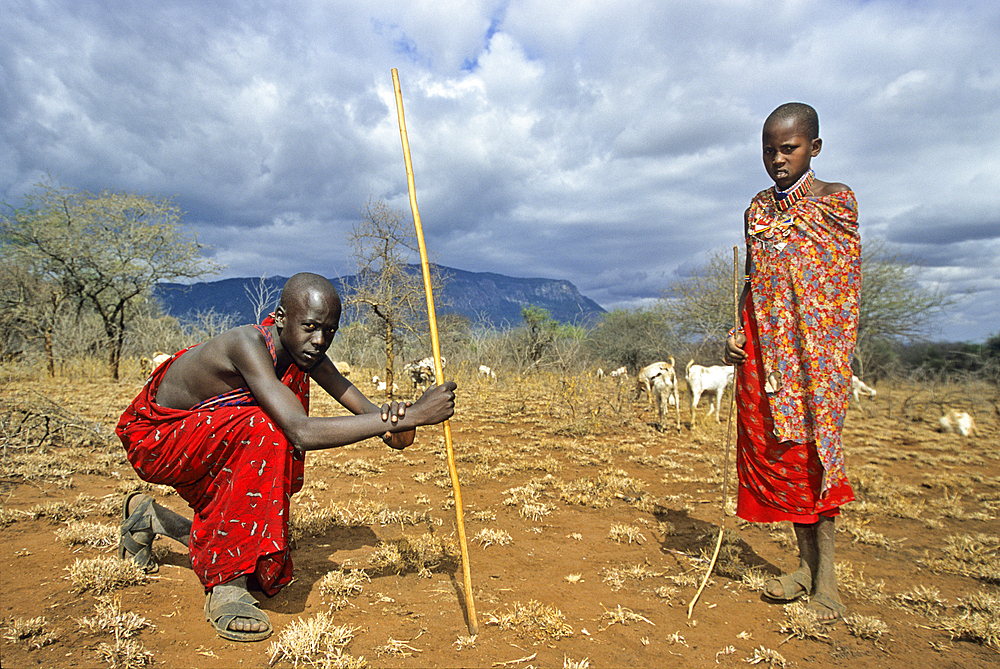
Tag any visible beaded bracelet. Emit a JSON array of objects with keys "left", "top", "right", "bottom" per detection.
[
  {"left": 727, "top": 325, "right": 744, "bottom": 338},
  {"left": 744, "top": 274, "right": 751, "bottom": 283}
]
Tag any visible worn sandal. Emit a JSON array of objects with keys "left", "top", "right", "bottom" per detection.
[
  {"left": 763, "top": 570, "right": 811, "bottom": 602},
  {"left": 204, "top": 591, "right": 272, "bottom": 642},
  {"left": 807, "top": 591, "right": 847, "bottom": 622},
  {"left": 118, "top": 492, "right": 158, "bottom": 573}
]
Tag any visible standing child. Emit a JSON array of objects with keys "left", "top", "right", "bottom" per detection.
[{"left": 724, "top": 102, "right": 861, "bottom": 621}]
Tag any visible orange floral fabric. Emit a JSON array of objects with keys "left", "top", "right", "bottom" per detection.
[{"left": 745, "top": 187, "right": 861, "bottom": 490}]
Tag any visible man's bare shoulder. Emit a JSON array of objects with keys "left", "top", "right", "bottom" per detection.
[{"left": 155, "top": 325, "right": 271, "bottom": 409}]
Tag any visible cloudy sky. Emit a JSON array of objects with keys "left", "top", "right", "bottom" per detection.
[{"left": 3, "top": 0, "right": 998, "bottom": 342}]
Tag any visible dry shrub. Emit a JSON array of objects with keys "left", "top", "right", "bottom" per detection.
[
  {"left": 473, "top": 528, "right": 512, "bottom": 548},
  {"left": 932, "top": 588, "right": 1000, "bottom": 651},
  {"left": 599, "top": 604, "right": 654, "bottom": 630},
  {"left": 601, "top": 564, "right": 660, "bottom": 591},
  {"left": 922, "top": 533, "right": 1000, "bottom": 583},
  {"left": 779, "top": 602, "right": 830, "bottom": 642},
  {"left": 608, "top": 523, "right": 646, "bottom": 545},
  {"left": 4, "top": 616, "right": 58, "bottom": 648},
  {"left": 77, "top": 595, "right": 153, "bottom": 638},
  {"left": 333, "top": 458, "right": 384, "bottom": 476},
  {"left": 845, "top": 615, "right": 889, "bottom": 640},
  {"left": 267, "top": 612, "right": 362, "bottom": 668},
  {"left": 741, "top": 567, "right": 769, "bottom": 592},
  {"left": 97, "top": 636, "right": 154, "bottom": 669},
  {"left": 487, "top": 599, "right": 573, "bottom": 640},
  {"left": 318, "top": 569, "right": 370, "bottom": 609},
  {"left": 896, "top": 584, "right": 948, "bottom": 617},
  {"left": 563, "top": 656, "right": 590, "bottom": 669},
  {"left": 745, "top": 646, "right": 787, "bottom": 667},
  {"left": 836, "top": 561, "right": 887, "bottom": 603},
  {"left": 366, "top": 533, "right": 458, "bottom": 576},
  {"left": 67, "top": 556, "right": 147, "bottom": 594},
  {"left": 56, "top": 520, "right": 119, "bottom": 549},
  {"left": 557, "top": 468, "right": 645, "bottom": 508}
]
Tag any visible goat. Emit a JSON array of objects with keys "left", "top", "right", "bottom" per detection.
[
  {"left": 685, "top": 360, "right": 735, "bottom": 424},
  {"left": 610, "top": 366, "right": 628, "bottom": 380},
  {"left": 478, "top": 365, "right": 496, "bottom": 380},
  {"left": 371, "top": 375, "right": 399, "bottom": 395},
  {"left": 636, "top": 359, "right": 677, "bottom": 408},
  {"left": 650, "top": 364, "right": 681, "bottom": 432},
  {"left": 139, "top": 351, "right": 171, "bottom": 376},
  {"left": 403, "top": 356, "right": 446, "bottom": 394},
  {"left": 596, "top": 368, "right": 605, "bottom": 379},
  {"left": 851, "top": 375, "right": 876, "bottom": 404},
  {"left": 939, "top": 410, "right": 976, "bottom": 437}
]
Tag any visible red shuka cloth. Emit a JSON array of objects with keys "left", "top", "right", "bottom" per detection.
[
  {"left": 115, "top": 323, "right": 307, "bottom": 595},
  {"left": 736, "top": 299, "right": 855, "bottom": 523}
]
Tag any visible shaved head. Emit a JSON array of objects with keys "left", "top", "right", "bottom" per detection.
[
  {"left": 279, "top": 272, "right": 340, "bottom": 311},
  {"left": 765, "top": 102, "right": 820, "bottom": 140}
]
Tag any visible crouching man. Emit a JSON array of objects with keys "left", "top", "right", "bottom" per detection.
[{"left": 115, "top": 272, "right": 455, "bottom": 641}]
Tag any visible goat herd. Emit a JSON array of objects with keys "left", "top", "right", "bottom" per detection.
[{"left": 139, "top": 350, "right": 975, "bottom": 437}]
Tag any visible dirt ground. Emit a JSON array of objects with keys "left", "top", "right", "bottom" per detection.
[{"left": 2, "top": 369, "right": 998, "bottom": 668}]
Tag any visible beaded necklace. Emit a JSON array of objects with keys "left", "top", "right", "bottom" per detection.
[
  {"left": 773, "top": 168, "right": 815, "bottom": 212},
  {"left": 749, "top": 169, "right": 815, "bottom": 249}
]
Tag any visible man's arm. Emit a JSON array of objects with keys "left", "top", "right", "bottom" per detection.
[{"left": 232, "top": 332, "right": 454, "bottom": 451}]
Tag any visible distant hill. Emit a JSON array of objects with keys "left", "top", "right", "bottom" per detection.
[{"left": 154, "top": 264, "right": 606, "bottom": 328}]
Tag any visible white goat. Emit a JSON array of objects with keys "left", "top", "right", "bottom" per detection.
[
  {"left": 851, "top": 375, "right": 876, "bottom": 404},
  {"left": 650, "top": 364, "right": 681, "bottom": 432},
  {"left": 939, "top": 410, "right": 976, "bottom": 437},
  {"left": 139, "top": 351, "right": 171, "bottom": 376},
  {"left": 403, "top": 356, "right": 446, "bottom": 393},
  {"left": 685, "top": 360, "right": 735, "bottom": 424},
  {"left": 596, "top": 368, "right": 605, "bottom": 379},
  {"left": 610, "top": 366, "right": 628, "bottom": 380},
  {"left": 371, "top": 375, "right": 399, "bottom": 394},
  {"left": 636, "top": 359, "right": 677, "bottom": 408},
  {"left": 478, "top": 365, "right": 496, "bottom": 380}
]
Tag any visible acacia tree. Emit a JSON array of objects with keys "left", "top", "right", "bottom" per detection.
[
  {"left": 586, "top": 307, "right": 677, "bottom": 373},
  {"left": 661, "top": 249, "right": 743, "bottom": 362},
  {"left": 344, "top": 197, "right": 441, "bottom": 398},
  {"left": 0, "top": 183, "right": 221, "bottom": 379},
  {"left": 0, "top": 259, "right": 73, "bottom": 375},
  {"left": 855, "top": 240, "right": 951, "bottom": 378}
]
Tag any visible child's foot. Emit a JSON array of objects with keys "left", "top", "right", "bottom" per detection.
[
  {"left": 807, "top": 591, "right": 846, "bottom": 622},
  {"left": 764, "top": 569, "right": 811, "bottom": 602}
]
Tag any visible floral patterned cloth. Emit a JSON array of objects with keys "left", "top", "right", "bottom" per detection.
[
  {"left": 116, "top": 319, "right": 308, "bottom": 595},
  {"left": 736, "top": 299, "right": 855, "bottom": 522},
  {"left": 744, "top": 186, "right": 861, "bottom": 491}
]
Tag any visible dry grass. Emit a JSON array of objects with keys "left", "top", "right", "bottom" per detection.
[
  {"left": 366, "top": 533, "right": 458, "bottom": 576},
  {"left": 56, "top": 520, "right": 119, "bottom": 549},
  {"left": 318, "top": 569, "right": 370, "bottom": 609},
  {"left": 473, "top": 528, "right": 512, "bottom": 548},
  {"left": 779, "top": 602, "right": 830, "bottom": 642},
  {"left": 608, "top": 523, "right": 646, "bottom": 545},
  {"left": 3, "top": 616, "right": 59, "bottom": 648},
  {"left": 66, "top": 556, "right": 147, "bottom": 594},
  {"left": 486, "top": 599, "right": 573, "bottom": 640},
  {"left": 745, "top": 646, "right": 787, "bottom": 667},
  {"left": 267, "top": 611, "right": 362, "bottom": 668},
  {"left": 76, "top": 595, "right": 154, "bottom": 638},
  {"left": 844, "top": 615, "right": 889, "bottom": 640}
]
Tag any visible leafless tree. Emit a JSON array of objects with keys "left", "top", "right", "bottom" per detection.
[{"left": 343, "top": 197, "right": 442, "bottom": 398}]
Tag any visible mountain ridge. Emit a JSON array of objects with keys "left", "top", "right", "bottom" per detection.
[{"left": 155, "top": 264, "right": 606, "bottom": 328}]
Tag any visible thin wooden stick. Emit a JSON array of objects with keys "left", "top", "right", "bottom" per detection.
[
  {"left": 687, "top": 245, "right": 740, "bottom": 618},
  {"left": 391, "top": 68, "right": 478, "bottom": 635}
]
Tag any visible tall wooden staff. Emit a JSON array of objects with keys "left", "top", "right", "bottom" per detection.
[
  {"left": 687, "top": 245, "right": 740, "bottom": 618},
  {"left": 391, "top": 68, "right": 478, "bottom": 635}
]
